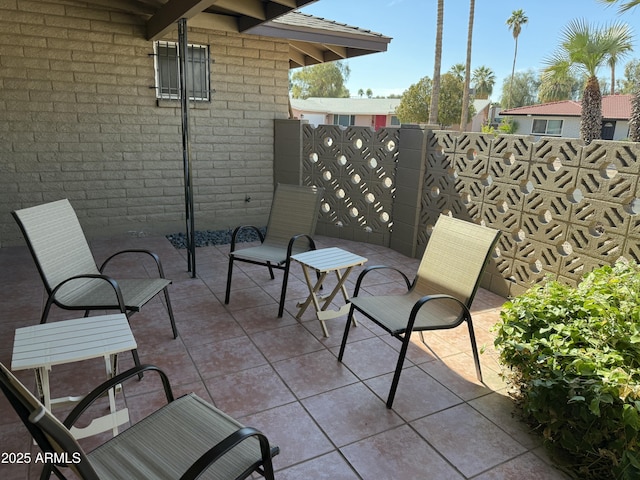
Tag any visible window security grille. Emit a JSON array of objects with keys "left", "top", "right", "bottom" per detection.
[{"left": 154, "top": 41, "right": 211, "bottom": 101}]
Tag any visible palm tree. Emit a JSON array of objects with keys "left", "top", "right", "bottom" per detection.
[
  {"left": 506, "top": 10, "right": 528, "bottom": 109},
  {"left": 600, "top": 0, "right": 640, "bottom": 141},
  {"left": 606, "top": 23, "right": 633, "bottom": 94},
  {"left": 598, "top": 0, "right": 640, "bottom": 12},
  {"left": 544, "top": 19, "right": 633, "bottom": 144},
  {"left": 428, "top": 0, "right": 444, "bottom": 125},
  {"left": 538, "top": 68, "right": 581, "bottom": 102},
  {"left": 460, "top": 0, "right": 475, "bottom": 131},
  {"left": 472, "top": 66, "right": 496, "bottom": 99},
  {"left": 450, "top": 63, "right": 465, "bottom": 81}
]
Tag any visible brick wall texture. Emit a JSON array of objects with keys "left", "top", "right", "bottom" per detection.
[{"left": 0, "top": 0, "right": 290, "bottom": 246}]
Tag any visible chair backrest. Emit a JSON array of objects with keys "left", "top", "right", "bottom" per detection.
[
  {"left": 12, "top": 199, "right": 100, "bottom": 293},
  {"left": 263, "top": 184, "right": 324, "bottom": 251},
  {"left": 414, "top": 215, "right": 500, "bottom": 307},
  {"left": 0, "top": 363, "right": 99, "bottom": 479}
]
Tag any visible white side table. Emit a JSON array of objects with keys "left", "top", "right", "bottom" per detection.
[
  {"left": 11, "top": 313, "right": 137, "bottom": 439},
  {"left": 291, "top": 247, "right": 367, "bottom": 336}
]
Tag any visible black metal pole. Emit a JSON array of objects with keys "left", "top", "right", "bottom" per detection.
[{"left": 178, "top": 18, "right": 196, "bottom": 278}]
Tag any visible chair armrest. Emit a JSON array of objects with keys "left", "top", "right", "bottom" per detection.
[
  {"left": 353, "top": 265, "right": 413, "bottom": 296},
  {"left": 286, "top": 233, "right": 316, "bottom": 258},
  {"left": 62, "top": 365, "right": 174, "bottom": 429},
  {"left": 179, "top": 427, "right": 277, "bottom": 480},
  {"left": 99, "top": 249, "right": 167, "bottom": 279},
  {"left": 408, "top": 294, "right": 471, "bottom": 331},
  {"left": 49, "top": 274, "right": 126, "bottom": 313},
  {"left": 230, "top": 225, "right": 265, "bottom": 253}
]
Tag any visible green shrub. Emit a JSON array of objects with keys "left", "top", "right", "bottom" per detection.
[{"left": 494, "top": 261, "right": 640, "bottom": 479}]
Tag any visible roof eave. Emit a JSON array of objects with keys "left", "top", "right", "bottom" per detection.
[{"left": 248, "top": 21, "right": 390, "bottom": 67}]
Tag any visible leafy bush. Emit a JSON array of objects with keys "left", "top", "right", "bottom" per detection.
[{"left": 494, "top": 261, "right": 640, "bottom": 479}]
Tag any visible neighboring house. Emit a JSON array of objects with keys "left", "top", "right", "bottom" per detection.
[
  {"left": 469, "top": 99, "right": 491, "bottom": 132},
  {"left": 499, "top": 95, "right": 632, "bottom": 140},
  {"left": 291, "top": 97, "right": 491, "bottom": 132},
  {"left": 290, "top": 97, "right": 401, "bottom": 129},
  {"left": 0, "top": 1, "right": 391, "bottom": 246}
]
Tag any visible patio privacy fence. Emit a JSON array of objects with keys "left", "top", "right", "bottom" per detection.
[{"left": 275, "top": 120, "right": 640, "bottom": 298}]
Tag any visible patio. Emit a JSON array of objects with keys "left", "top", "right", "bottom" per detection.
[{"left": 0, "top": 234, "right": 570, "bottom": 480}]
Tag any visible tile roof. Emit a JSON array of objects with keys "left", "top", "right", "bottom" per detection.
[
  {"left": 274, "top": 11, "right": 389, "bottom": 40},
  {"left": 500, "top": 94, "right": 632, "bottom": 120}
]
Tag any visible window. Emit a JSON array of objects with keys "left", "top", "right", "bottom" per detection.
[
  {"left": 154, "top": 41, "right": 210, "bottom": 101},
  {"left": 333, "top": 114, "right": 355, "bottom": 127},
  {"left": 532, "top": 119, "right": 563, "bottom": 136},
  {"left": 390, "top": 115, "right": 400, "bottom": 126}
]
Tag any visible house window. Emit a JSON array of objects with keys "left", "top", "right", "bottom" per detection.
[
  {"left": 390, "top": 115, "right": 400, "bottom": 126},
  {"left": 532, "top": 119, "right": 563, "bottom": 136},
  {"left": 333, "top": 114, "right": 355, "bottom": 127},
  {"left": 154, "top": 41, "right": 210, "bottom": 101}
]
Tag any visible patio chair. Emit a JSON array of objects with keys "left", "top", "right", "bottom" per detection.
[
  {"left": 0, "top": 362, "right": 279, "bottom": 480},
  {"left": 12, "top": 199, "right": 178, "bottom": 342},
  {"left": 225, "top": 183, "right": 324, "bottom": 317},
  {"left": 338, "top": 215, "right": 500, "bottom": 409}
]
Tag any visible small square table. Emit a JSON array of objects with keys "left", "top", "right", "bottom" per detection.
[
  {"left": 291, "top": 247, "right": 367, "bottom": 336},
  {"left": 11, "top": 313, "right": 137, "bottom": 439}
]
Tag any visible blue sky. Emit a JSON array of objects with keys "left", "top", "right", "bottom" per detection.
[{"left": 299, "top": 0, "right": 640, "bottom": 99}]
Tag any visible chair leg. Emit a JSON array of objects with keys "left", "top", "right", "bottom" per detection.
[
  {"left": 163, "top": 286, "right": 178, "bottom": 339},
  {"left": 40, "top": 296, "right": 55, "bottom": 324},
  {"left": 266, "top": 261, "right": 275, "bottom": 280},
  {"left": 277, "top": 261, "right": 290, "bottom": 318},
  {"left": 467, "top": 319, "right": 483, "bottom": 382},
  {"left": 225, "top": 256, "right": 234, "bottom": 305},
  {"left": 338, "top": 305, "right": 356, "bottom": 361},
  {"left": 386, "top": 334, "right": 412, "bottom": 409}
]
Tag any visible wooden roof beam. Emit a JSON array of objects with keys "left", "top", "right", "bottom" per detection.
[
  {"left": 146, "top": 0, "right": 217, "bottom": 40},
  {"left": 290, "top": 40, "right": 325, "bottom": 63}
]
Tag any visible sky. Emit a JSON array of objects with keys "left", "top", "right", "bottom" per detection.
[{"left": 299, "top": 0, "right": 640, "bottom": 100}]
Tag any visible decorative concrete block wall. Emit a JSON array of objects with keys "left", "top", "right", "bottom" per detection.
[
  {"left": 285, "top": 122, "right": 640, "bottom": 298},
  {"left": 425, "top": 131, "right": 640, "bottom": 297},
  {"left": 297, "top": 123, "right": 400, "bottom": 246}
]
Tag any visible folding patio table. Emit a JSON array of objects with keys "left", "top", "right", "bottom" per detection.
[
  {"left": 291, "top": 247, "right": 367, "bottom": 336},
  {"left": 11, "top": 313, "right": 137, "bottom": 439}
]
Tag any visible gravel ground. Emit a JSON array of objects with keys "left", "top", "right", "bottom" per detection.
[{"left": 166, "top": 227, "right": 266, "bottom": 249}]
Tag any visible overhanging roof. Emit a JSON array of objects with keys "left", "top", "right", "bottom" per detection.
[
  {"left": 249, "top": 12, "right": 391, "bottom": 68},
  {"left": 82, "top": 0, "right": 390, "bottom": 68}
]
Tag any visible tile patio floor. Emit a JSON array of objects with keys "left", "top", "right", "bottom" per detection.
[{"left": 0, "top": 234, "right": 570, "bottom": 479}]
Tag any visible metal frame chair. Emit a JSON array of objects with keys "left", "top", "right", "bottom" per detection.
[
  {"left": 12, "top": 199, "right": 177, "bottom": 340},
  {"left": 225, "top": 183, "right": 324, "bottom": 317},
  {"left": 0, "top": 362, "right": 279, "bottom": 480},
  {"left": 338, "top": 215, "right": 501, "bottom": 409}
]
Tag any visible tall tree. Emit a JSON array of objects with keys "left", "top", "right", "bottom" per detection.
[
  {"left": 500, "top": 70, "right": 539, "bottom": 108},
  {"left": 544, "top": 19, "right": 633, "bottom": 144},
  {"left": 599, "top": 0, "right": 640, "bottom": 141},
  {"left": 428, "top": 0, "right": 444, "bottom": 125},
  {"left": 289, "top": 61, "right": 350, "bottom": 99},
  {"left": 395, "top": 76, "right": 432, "bottom": 123},
  {"left": 538, "top": 68, "right": 582, "bottom": 103},
  {"left": 450, "top": 64, "right": 465, "bottom": 81},
  {"left": 606, "top": 23, "right": 633, "bottom": 94},
  {"left": 395, "top": 73, "right": 474, "bottom": 127},
  {"left": 460, "top": 0, "right": 475, "bottom": 131},
  {"left": 621, "top": 58, "right": 640, "bottom": 94},
  {"left": 506, "top": 10, "right": 528, "bottom": 109},
  {"left": 442, "top": 72, "right": 475, "bottom": 127},
  {"left": 472, "top": 66, "right": 496, "bottom": 99}
]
